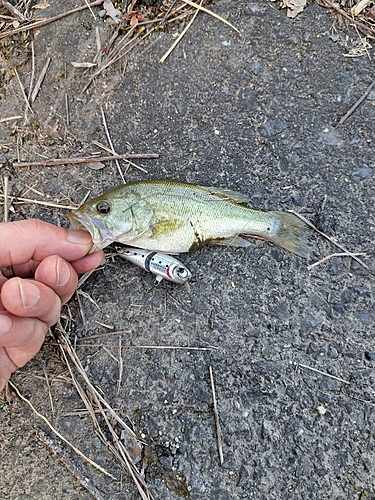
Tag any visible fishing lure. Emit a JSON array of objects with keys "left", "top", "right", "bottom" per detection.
[{"left": 116, "top": 246, "right": 192, "bottom": 284}]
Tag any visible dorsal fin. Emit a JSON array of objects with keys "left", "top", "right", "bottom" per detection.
[{"left": 202, "top": 185, "right": 249, "bottom": 204}]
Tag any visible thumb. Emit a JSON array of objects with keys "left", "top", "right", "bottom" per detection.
[{"left": 0, "top": 219, "right": 94, "bottom": 267}]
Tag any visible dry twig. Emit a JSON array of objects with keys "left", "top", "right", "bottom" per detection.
[
  {"left": 0, "top": 115, "right": 22, "bottom": 124},
  {"left": 13, "top": 153, "right": 158, "bottom": 168},
  {"left": 0, "top": 0, "right": 103, "bottom": 40},
  {"left": 100, "top": 106, "right": 125, "bottom": 182},
  {"left": 288, "top": 210, "right": 370, "bottom": 272},
  {"left": 308, "top": 252, "right": 366, "bottom": 270},
  {"left": 322, "top": 0, "right": 375, "bottom": 37},
  {"left": 299, "top": 363, "right": 350, "bottom": 385},
  {"left": 8, "top": 381, "right": 116, "bottom": 479},
  {"left": 209, "top": 366, "right": 224, "bottom": 465},
  {"left": 0, "top": 0, "right": 26, "bottom": 22},
  {"left": 337, "top": 77, "right": 375, "bottom": 125},
  {"left": 30, "top": 57, "right": 51, "bottom": 103},
  {"left": 37, "top": 431, "right": 107, "bottom": 500}
]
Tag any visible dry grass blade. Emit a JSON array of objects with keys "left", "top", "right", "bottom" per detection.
[
  {"left": 0, "top": 115, "right": 22, "bottom": 123},
  {"left": 209, "top": 366, "right": 224, "bottom": 465},
  {"left": 14, "top": 67, "right": 33, "bottom": 116},
  {"left": 100, "top": 106, "right": 124, "bottom": 182},
  {"left": 58, "top": 330, "right": 137, "bottom": 438},
  {"left": 182, "top": 0, "right": 240, "bottom": 33},
  {"left": 30, "top": 57, "right": 51, "bottom": 102},
  {"left": 0, "top": 0, "right": 103, "bottom": 40},
  {"left": 37, "top": 431, "right": 107, "bottom": 500},
  {"left": 0, "top": 194, "right": 78, "bottom": 210},
  {"left": 298, "top": 363, "right": 350, "bottom": 384},
  {"left": 57, "top": 328, "right": 154, "bottom": 499},
  {"left": 288, "top": 210, "right": 370, "bottom": 272},
  {"left": 116, "top": 335, "right": 123, "bottom": 397},
  {"left": 308, "top": 252, "right": 366, "bottom": 270},
  {"left": 8, "top": 381, "right": 116, "bottom": 479},
  {"left": 160, "top": 1, "right": 203, "bottom": 63},
  {"left": 3, "top": 175, "right": 9, "bottom": 222}
]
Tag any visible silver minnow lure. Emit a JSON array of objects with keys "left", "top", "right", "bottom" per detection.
[{"left": 116, "top": 246, "right": 192, "bottom": 284}]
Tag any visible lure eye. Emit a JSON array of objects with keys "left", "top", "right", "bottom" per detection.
[
  {"left": 176, "top": 268, "right": 189, "bottom": 279},
  {"left": 96, "top": 200, "right": 111, "bottom": 215}
]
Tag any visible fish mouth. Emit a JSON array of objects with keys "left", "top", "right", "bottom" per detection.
[{"left": 67, "top": 212, "right": 115, "bottom": 252}]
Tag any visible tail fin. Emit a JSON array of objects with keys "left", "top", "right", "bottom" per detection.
[{"left": 269, "top": 212, "right": 310, "bottom": 258}]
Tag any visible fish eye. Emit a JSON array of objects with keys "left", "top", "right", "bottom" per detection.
[{"left": 96, "top": 200, "right": 111, "bottom": 215}]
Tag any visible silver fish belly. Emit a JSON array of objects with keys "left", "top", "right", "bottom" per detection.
[{"left": 116, "top": 247, "right": 192, "bottom": 284}]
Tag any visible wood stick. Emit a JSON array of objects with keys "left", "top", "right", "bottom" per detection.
[
  {"left": 337, "top": 77, "right": 375, "bottom": 125},
  {"left": 0, "top": 0, "right": 26, "bottom": 22},
  {"left": 209, "top": 366, "right": 224, "bottom": 465},
  {"left": 0, "top": 115, "right": 22, "bottom": 124},
  {"left": 13, "top": 153, "right": 159, "bottom": 168},
  {"left": 323, "top": 0, "right": 375, "bottom": 36},
  {"left": 30, "top": 57, "right": 51, "bottom": 103}
]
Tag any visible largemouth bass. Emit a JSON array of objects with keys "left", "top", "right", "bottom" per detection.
[{"left": 68, "top": 179, "right": 310, "bottom": 258}]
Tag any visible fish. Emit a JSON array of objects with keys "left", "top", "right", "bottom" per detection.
[
  {"left": 68, "top": 179, "right": 310, "bottom": 258},
  {"left": 116, "top": 246, "right": 192, "bottom": 284}
]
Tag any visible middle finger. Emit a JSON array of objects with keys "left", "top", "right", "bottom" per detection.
[{"left": 1, "top": 277, "right": 62, "bottom": 326}]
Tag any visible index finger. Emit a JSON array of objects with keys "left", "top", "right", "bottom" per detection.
[{"left": 0, "top": 219, "right": 93, "bottom": 268}]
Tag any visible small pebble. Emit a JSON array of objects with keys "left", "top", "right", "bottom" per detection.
[
  {"left": 316, "top": 405, "right": 326, "bottom": 415},
  {"left": 328, "top": 346, "right": 339, "bottom": 359}
]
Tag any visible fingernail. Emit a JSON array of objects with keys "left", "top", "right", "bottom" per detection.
[
  {"left": 56, "top": 257, "right": 71, "bottom": 287},
  {"left": 0, "top": 314, "right": 12, "bottom": 334},
  {"left": 19, "top": 279, "right": 40, "bottom": 309},
  {"left": 67, "top": 229, "right": 92, "bottom": 245}
]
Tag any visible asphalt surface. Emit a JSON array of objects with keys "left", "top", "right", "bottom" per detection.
[{"left": 1, "top": 1, "right": 374, "bottom": 499}]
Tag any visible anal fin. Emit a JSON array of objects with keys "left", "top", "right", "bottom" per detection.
[{"left": 212, "top": 236, "right": 251, "bottom": 248}]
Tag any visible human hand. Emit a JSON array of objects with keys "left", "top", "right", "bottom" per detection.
[{"left": 0, "top": 219, "right": 104, "bottom": 390}]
